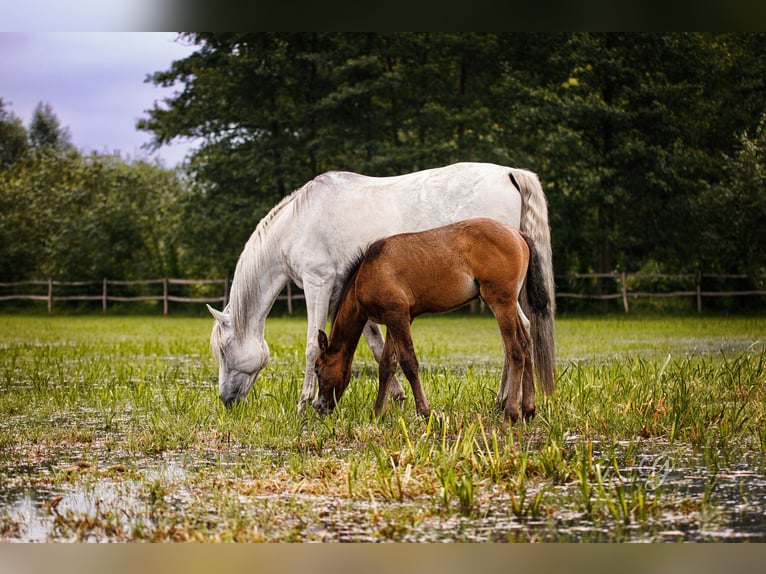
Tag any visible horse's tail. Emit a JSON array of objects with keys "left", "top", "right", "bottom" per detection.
[
  {"left": 511, "top": 168, "right": 556, "bottom": 395},
  {"left": 521, "top": 234, "right": 550, "bottom": 319}
]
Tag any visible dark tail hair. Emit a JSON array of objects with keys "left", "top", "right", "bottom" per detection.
[{"left": 522, "top": 234, "right": 550, "bottom": 320}]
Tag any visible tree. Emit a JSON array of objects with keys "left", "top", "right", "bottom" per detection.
[
  {"left": 700, "top": 114, "right": 766, "bottom": 275},
  {"left": 0, "top": 150, "right": 185, "bottom": 282},
  {"left": 0, "top": 99, "right": 28, "bottom": 169},
  {"left": 139, "top": 33, "right": 525, "bottom": 271},
  {"left": 139, "top": 33, "right": 766, "bottom": 284},
  {"left": 28, "top": 101, "right": 74, "bottom": 154},
  {"left": 501, "top": 33, "right": 766, "bottom": 276}
]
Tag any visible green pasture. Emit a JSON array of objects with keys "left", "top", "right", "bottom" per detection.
[{"left": 0, "top": 313, "right": 764, "bottom": 541}]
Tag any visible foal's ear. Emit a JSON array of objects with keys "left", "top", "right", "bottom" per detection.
[{"left": 317, "top": 330, "right": 329, "bottom": 353}]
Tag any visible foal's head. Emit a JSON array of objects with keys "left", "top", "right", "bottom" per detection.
[{"left": 312, "top": 330, "right": 349, "bottom": 414}]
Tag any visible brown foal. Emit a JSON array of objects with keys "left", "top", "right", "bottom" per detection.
[{"left": 312, "top": 217, "right": 551, "bottom": 423}]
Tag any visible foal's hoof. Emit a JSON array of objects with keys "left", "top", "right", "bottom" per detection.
[
  {"left": 523, "top": 407, "right": 536, "bottom": 422},
  {"left": 503, "top": 409, "right": 521, "bottom": 425}
]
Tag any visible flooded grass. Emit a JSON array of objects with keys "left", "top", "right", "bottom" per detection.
[{"left": 0, "top": 313, "right": 764, "bottom": 542}]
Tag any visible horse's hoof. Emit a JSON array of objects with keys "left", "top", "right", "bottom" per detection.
[{"left": 523, "top": 408, "right": 536, "bottom": 422}]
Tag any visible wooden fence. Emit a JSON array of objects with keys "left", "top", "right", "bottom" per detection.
[
  {"left": 0, "top": 273, "right": 763, "bottom": 314},
  {"left": 555, "top": 272, "right": 766, "bottom": 313},
  {"left": 0, "top": 278, "right": 303, "bottom": 315}
]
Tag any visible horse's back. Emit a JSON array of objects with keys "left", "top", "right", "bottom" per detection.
[{"left": 304, "top": 163, "right": 522, "bottom": 225}]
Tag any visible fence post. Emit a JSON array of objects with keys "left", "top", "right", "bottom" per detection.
[
  {"left": 102, "top": 278, "right": 108, "bottom": 312},
  {"left": 287, "top": 282, "right": 293, "bottom": 316},
  {"left": 47, "top": 278, "right": 53, "bottom": 314},
  {"left": 696, "top": 272, "right": 702, "bottom": 313},
  {"left": 621, "top": 272, "right": 629, "bottom": 314},
  {"left": 163, "top": 278, "right": 169, "bottom": 315}
]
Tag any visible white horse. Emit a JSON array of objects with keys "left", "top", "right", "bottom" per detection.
[{"left": 208, "top": 162, "right": 556, "bottom": 412}]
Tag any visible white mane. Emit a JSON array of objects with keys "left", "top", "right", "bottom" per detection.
[{"left": 228, "top": 188, "right": 302, "bottom": 338}]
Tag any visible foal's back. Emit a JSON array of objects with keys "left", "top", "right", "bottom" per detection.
[{"left": 355, "top": 218, "right": 529, "bottom": 318}]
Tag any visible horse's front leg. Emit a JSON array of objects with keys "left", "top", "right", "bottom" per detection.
[
  {"left": 363, "top": 321, "right": 406, "bottom": 401},
  {"left": 298, "top": 279, "right": 334, "bottom": 413},
  {"left": 385, "top": 318, "right": 430, "bottom": 418}
]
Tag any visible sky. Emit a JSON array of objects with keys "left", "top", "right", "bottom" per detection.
[{"left": 0, "top": 32, "right": 198, "bottom": 167}]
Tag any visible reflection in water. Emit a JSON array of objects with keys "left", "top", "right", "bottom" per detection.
[{"left": 1, "top": 446, "right": 764, "bottom": 542}]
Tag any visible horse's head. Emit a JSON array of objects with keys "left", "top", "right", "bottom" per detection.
[
  {"left": 312, "top": 329, "right": 347, "bottom": 415},
  {"left": 208, "top": 305, "right": 269, "bottom": 408}
]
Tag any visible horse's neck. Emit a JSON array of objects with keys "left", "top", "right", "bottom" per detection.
[
  {"left": 329, "top": 282, "right": 367, "bottom": 366},
  {"left": 229, "top": 235, "right": 290, "bottom": 338}
]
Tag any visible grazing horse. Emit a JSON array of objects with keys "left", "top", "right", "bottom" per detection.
[
  {"left": 312, "top": 218, "right": 552, "bottom": 423},
  {"left": 208, "top": 162, "right": 556, "bottom": 411}
]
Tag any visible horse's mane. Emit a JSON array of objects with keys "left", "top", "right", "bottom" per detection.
[
  {"left": 229, "top": 189, "right": 301, "bottom": 338},
  {"left": 228, "top": 171, "right": 361, "bottom": 338},
  {"left": 329, "top": 250, "right": 366, "bottom": 326}
]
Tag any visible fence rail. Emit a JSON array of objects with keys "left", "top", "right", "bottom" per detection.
[
  {"left": 555, "top": 272, "right": 766, "bottom": 313},
  {"left": 0, "top": 273, "right": 764, "bottom": 314}
]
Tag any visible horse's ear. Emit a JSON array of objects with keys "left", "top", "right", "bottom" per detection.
[
  {"left": 207, "top": 304, "right": 230, "bottom": 326},
  {"left": 317, "top": 330, "right": 329, "bottom": 353}
]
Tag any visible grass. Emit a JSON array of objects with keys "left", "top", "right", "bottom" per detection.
[{"left": 0, "top": 313, "right": 764, "bottom": 541}]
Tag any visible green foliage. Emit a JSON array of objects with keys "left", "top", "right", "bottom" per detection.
[
  {"left": 0, "top": 98, "right": 28, "bottom": 169},
  {"left": 27, "top": 102, "right": 74, "bottom": 154},
  {"left": 700, "top": 113, "right": 766, "bottom": 275},
  {"left": 137, "top": 33, "right": 766, "bottom": 280},
  {"left": 0, "top": 151, "right": 185, "bottom": 281},
  {"left": 2, "top": 34, "right": 766, "bottom": 289}
]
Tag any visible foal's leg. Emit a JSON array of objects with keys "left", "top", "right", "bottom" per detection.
[
  {"left": 496, "top": 360, "right": 509, "bottom": 410},
  {"left": 373, "top": 333, "right": 399, "bottom": 416},
  {"left": 481, "top": 289, "right": 525, "bottom": 423},
  {"left": 385, "top": 317, "right": 431, "bottom": 418},
  {"left": 363, "top": 321, "right": 407, "bottom": 401},
  {"left": 501, "top": 318, "right": 526, "bottom": 424}
]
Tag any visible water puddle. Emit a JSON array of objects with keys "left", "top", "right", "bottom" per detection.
[{"left": 1, "top": 444, "right": 764, "bottom": 542}]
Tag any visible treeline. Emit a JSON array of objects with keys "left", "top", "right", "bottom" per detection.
[
  {"left": 0, "top": 100, "right": 189, "bottom": 282},
  {"left": 2, "top": 34, "right": 766, "bottom": 298}
]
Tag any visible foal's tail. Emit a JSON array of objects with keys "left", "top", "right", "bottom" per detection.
[
  {"left": 522, "top": 234, "right": 551, "bottom": 320},
  {"left": 511, "top": 168, "right": 556, "bottom": 395}
]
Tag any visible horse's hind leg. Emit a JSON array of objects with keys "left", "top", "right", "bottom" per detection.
[
  {"left": 518, "top": 303, "right": 535, "bottom": 421},
  {"left": 374, "top": 332, "right": 399, "bottom": 417},
  {"left": 363, "top": 321, "right": 406, "bottom": 402}
]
